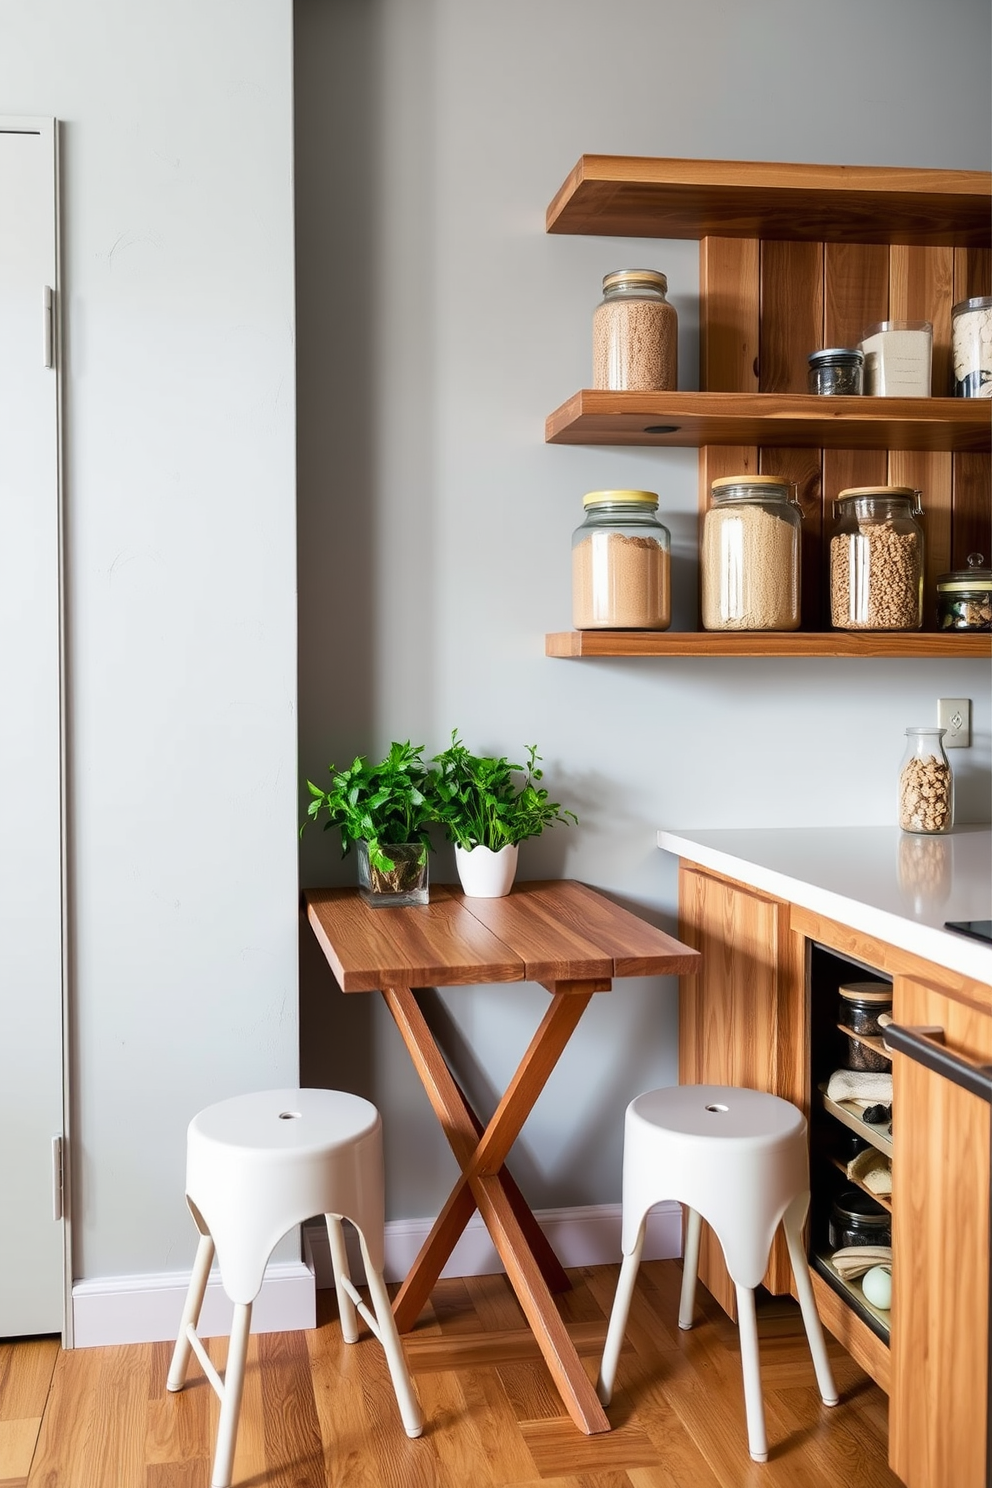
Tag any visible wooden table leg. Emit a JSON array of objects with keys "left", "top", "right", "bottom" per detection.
[{"left": 383, "top": 984, "right": 593, "bottom": 1333}]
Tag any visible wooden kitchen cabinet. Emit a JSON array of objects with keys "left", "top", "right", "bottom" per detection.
[
  {"left": 676, "top": 857, "right": 991, "bottom": 1488},
  {"left": 543, "top": 155, "right": 992, "bottom": 659}
]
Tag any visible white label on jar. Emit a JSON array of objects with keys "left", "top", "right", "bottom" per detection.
[{"left": 861, "top": 329, "right": 932, "bottom": 397}]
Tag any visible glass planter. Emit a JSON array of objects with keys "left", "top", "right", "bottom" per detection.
[{"left": 356, "top": 839, "right": 429, "bottom": 907}]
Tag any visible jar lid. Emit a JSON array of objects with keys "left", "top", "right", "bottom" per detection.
[
  {"left": 836, "top": 486, "right": 918, "bottom": 500},
  {"left": 582, "top": 489, "right": 659, "bottom": 508},
  {"left": 831, "top": 1186, "right": 890, "bottom": 1222},
  {"left": 952, "top": 295, "right": 992, "bottom": 316},
  {"left": 936, "top": 552, "right": 992, "bottom": 594},
  {"left": 808, "top": 347, "right": 864, "bottom": 366},
  {"left": 839, "top": 982, "right": 893, "bottom": 1005},
  {"left": 711, "top": 474, "right": 789, "bottom": 492},
  {"left": 602, "top": 269, "right": 668, "bottom": 293}
]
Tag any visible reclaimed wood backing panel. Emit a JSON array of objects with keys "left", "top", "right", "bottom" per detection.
[
  {"left": 699, "top": 237, "right": 759, "bottom": 627},
  {"left": 822, "top": 243, "right": 891, "bottom": 621},
  {"left": 952, "top": 248, "right": 992, "bottom": 569},
  {"left": 889, "top": 245, "right": 955, "bottom": 623},
  {"left": 759, "top": 240, "right": 825, "bottom": 625}
]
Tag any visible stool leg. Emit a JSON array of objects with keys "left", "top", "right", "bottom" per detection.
[
  {"left": 211, "top": 1301, "right": 252, "bottom": 1488},
  {"left": 782, "top": 1193, "right": 839, "bottom": 1407},
  {"left": 678, "top": 1206, "right": 702, "bottom": 1330},
  {"left": 596, "top": 1221, "right": 645, "bottom": 1406},
  {"left": 357, "top": 1231, "right": 424, "bottom": 1439},
  {"left": 325, "top": 1215, "right": 359, "bottom": 1344},
  {"left": 734, "top": 1284, "right": 768, "bottom": 1463},
  {"left": 167, "top": 1231, "right": 215, "bottom": 1392}
]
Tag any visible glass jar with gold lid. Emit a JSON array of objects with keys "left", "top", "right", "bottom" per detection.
[
  {"left": 829, "top": 486, "right": 924, "bottom": 630},
  {"left": 700, "top": 474, "right": 802, "bottom": 631},
  {"left": 572, "top": 490, "right": 671, "bottom": 630}
]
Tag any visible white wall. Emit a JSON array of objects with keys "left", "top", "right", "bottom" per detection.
[
  {"left": 296, "top": 0, "right": 991, "bottom": 1218},
  {"left": 0, "top": 2, "right": 299, "bottom": 1284}
]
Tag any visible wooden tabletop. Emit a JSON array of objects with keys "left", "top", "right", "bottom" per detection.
[{"left": 305, "top": 879, "right": 699, "bottom": 991}]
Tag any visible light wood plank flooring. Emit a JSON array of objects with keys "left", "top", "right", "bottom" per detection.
[{"left": 1, "top": 1261, "right": 900, "bottom": 1487}]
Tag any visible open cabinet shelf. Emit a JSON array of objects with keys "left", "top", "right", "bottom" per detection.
[{"left": 543, "top": 154, "right": 992, "bottom": 661}]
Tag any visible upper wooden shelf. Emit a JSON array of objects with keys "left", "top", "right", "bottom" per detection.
[
  {"left": 546, "top": 155, "right": 992, "bottom": 247},
  {"left": 546, "top": 391, "right": 991, "bottom": 453},
  {"left": 545, "top": 631, "right": 992, "bottom": 659}
]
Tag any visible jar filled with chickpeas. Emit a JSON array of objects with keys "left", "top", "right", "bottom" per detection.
[
  {"left": 898, "top": 727, "right": 952, "bottom": 835},
  {"left": 829, "top": 487, "right": 924, "bottom": 630}
]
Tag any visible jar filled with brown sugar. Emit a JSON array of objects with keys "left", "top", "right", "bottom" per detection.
[
  {"left": 572, "top": 490, "right": 671, "bottom": 630},
  {"left": 592, "top": 270, "right": 677, "bottom": 391},
  {"left": 830, "top": 487, "right": 924, "bottom": 630},
  {"left": 700, "top": 475, "right": 802, "bottom": 631}
]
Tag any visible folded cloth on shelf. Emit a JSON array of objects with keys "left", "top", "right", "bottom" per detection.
[
  {"left": 826, "top": 1069, "right": 893, "bottom": 1105},
  {"left": 830, "top": 1245, "right": 893, "bottom": 1281},
  {"left": 847, "top": 1146, "right": 893, "bottom": 1196}
]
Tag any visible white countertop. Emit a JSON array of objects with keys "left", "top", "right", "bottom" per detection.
[{"left": 657, "top": 824, "right": 992, "bottom": 985}]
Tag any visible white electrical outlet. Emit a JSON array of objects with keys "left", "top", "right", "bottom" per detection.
[{"left": 938, "top": 697, "right": 971, "bottom": 748}]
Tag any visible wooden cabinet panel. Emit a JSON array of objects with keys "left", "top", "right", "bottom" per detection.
[
  {"left": 889, "top": 976, "right": 990, "bottom": 1488},
  {"left": 677, "top": 863, "right": 805, "bottom": 1312}
]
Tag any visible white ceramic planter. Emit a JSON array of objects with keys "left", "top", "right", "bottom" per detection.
[{"left": 454, "top": 843, "right": 519, "bottom": 898}]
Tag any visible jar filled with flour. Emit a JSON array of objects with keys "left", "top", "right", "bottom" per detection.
[
  {"left": 592, "top": 270, "right": 677, "bottom": 391},
  {"left": 700, "top": 475, "right": 802, "bottom": 631},
  {"left": 572, "top": 490, "right": 671, "bottom": 629}
]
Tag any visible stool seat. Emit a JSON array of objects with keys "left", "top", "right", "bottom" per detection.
[
  {"left": 167, "top": 1088, "right": 423, "bottom": 1488},
  {"left": 598, "top": 1084, "right": 837, "bottom": 1463}
]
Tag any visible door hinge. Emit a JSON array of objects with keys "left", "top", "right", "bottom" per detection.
[
  {"left": 52, "top": 1134, "right": 64, "bottom": 1221},
  {"left": 43, "top": 285, "right": 54, "bottom": 368}
]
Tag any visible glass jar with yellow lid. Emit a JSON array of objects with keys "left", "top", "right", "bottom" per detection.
[{"left": 571, "top": 490, "right": 671, "bottom": 630}]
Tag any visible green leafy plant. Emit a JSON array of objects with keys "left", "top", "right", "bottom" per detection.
[
  {"left": 431, "top": 732, "right": 577, "bottom": 852},
  {"left": 303, "top": 740, "right": 434, "bottom": 885}
]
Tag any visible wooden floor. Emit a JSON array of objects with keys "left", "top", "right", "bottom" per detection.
[{"left": 0, "top": 1260, "right": 902, "bottom": 1488}]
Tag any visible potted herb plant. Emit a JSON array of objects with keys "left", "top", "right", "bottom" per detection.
[
  {"left": 303, "top": 740, "right": 434, "bottom": 906},
  {"left": 431, "top": 732, "right": 577, "bottom": 898}
]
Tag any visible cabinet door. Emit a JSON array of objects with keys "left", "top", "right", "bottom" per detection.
[
  {"left": 889, "top": 976, "right": 990, "bottom": 1488},
  {"left": 678, "top": 864, "right": 806, "bottom": 1314}
]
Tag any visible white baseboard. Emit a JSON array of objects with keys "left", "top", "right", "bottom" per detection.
[
  {"left": 308, "top": 1199, "right": 682, "bottom": 1287},
  {"left": 69, "top": 1201, "right": 681, "bottom": 1348}
]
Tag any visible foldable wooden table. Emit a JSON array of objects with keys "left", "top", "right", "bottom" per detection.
[{"left": 304, "top": 878, "right": 699, "bottom": 1434}]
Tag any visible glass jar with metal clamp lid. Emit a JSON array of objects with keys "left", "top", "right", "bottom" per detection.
[
  {"left": 829, "top": 486, "right": 924, "bottom": 630},
  {"left": 700, "top": 474, "right": 802, "bottom": 631}
]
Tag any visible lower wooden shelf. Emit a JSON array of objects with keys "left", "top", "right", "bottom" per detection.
[
  {"left": 546, "top": 630, "right": 992, "bottom": 658},
  {"left": 809, "top": 1262, "right": 891, "bottom": 1394}
]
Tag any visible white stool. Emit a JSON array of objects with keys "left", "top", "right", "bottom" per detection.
[
  {"left": 166, "top": 1088, "right": 423, "bottom": 1488},
  {"left": 597, "top": 1085, "right": 838, "bottom": 1462}
]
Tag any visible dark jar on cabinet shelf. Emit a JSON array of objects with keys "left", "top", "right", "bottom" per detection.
[
  {"left": 571, "top": 490, "right": 671, "bottom": 630},
  {"left": 829, "top": 1187, "right": 891, "bottom": 1249},
  {"left": 829, "top": 486, "right": 924, "bottom": 631}
]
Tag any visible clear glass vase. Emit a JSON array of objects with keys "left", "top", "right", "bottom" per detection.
[
  {"left": 356, "top": 839, "right": 429, "bottom": 906},
  {"left": 898, "top": 728, "right": 952, "bottom": 835}
]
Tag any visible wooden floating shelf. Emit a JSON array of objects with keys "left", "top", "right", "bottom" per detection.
[
  {"left": 546, "top": 391, "right": 991, "bottom": 453},
  {"left": 545, "top": 630, "right": 992, "bottom": 659},
  {"left": 546, "top": 154, "right": 991, "bottom": 247}
]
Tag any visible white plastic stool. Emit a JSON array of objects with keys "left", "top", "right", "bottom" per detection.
[
  {"left": 597, "top": 1085, "right": 838, "bottom": 1462},
  {"left": 166, "top": 1088, "right": 423, "bottom": 1488}
]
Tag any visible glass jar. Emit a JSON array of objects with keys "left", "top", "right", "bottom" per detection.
[
  {"left": 829, "top": 486, "right": 924, "bottom": 630},
  {"left": 829, "top": 1187, "right": 891, "bottom": 1250},
  {"left": 592, "top": 269, "right": 677, "bottom": 391},
  {"left": 700, "top": 475, "right": 802, "bottom": 631},
  {"left": 936, "top": 552, "right": 992, "bottom": 631},
  {"left": 951, "top": 295, "right": 992, "bottom": 397},
  {"left": 899, "top": 727, "right": 952, "bottom": 835},
  {"left": 808, "top": 347, "right": 864, "bottom": 395},
  {"left": 572, "top": 490, "right": 671, "bottom": 630}
]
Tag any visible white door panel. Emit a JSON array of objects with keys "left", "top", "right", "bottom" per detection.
[{"left": 0, "top": 117, "right": 65, "bottom": 1338}]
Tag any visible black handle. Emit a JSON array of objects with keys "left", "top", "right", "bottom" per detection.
[{"left": 883, "top": 1023, "right": 992, "bottom": 1104}]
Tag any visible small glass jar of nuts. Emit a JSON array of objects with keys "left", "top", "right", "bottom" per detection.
[{"left": 898, "top": 727, "right": 952, "bottom": 835}]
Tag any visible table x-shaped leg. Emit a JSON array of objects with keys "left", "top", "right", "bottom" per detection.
[{"left": 381, "top": 978, "right": 612, "bottom": 1435}]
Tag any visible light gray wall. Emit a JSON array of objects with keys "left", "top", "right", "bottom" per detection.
[
  {"left": 1, "top": 2, "right": 299, "bottom": 1279},
  {"left": 296, "top": 0, "right": 991, "bottom": 1218}
]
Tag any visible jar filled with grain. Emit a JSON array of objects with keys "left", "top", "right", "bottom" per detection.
[
  {"left": 899, "top": 727, "right": 952, "bottom": 835},
  {"left": 830, "top": 487, "right": 924, "bottom": 630},
  {"left": 592, "top": 270, "right": 677, "bottom": 391},
  {"left": 572, "top": 490, "right": 671, "bottom": 630},
  {"left": 699, "top": 475, "right": 802, "bottom": 631}
]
